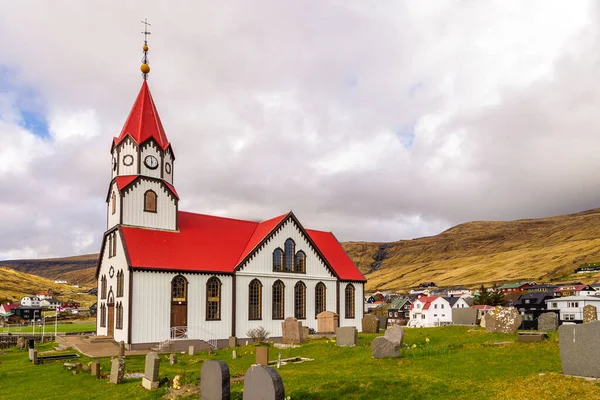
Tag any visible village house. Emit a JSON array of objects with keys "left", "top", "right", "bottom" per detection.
[
  {"left": 94, "top": 46, "right": 366, "bottom": 349},
  {"left": 471, "top": 305, "right": 494, "bottom": 321},
  {"left": 40, "top": 299, "right": 62, "bottom": 310},
  {"left": 444, "top": 296, "right": 470, "bottom": 309},
  {"left": 20, "top": 296, "right": 40, "bottom": 307},
  {"left": 498, "top": 282, "right": 536, "bottom": 293},
  {"left": 525, "top": 284, "right": 558, "bottom": 295},
  {"left": 12, "top": 307, "right": 41, "bottom": 321},
  {"left": 553, "top": 284, "right": 596, "bottom": 297},
  {"left": 545, "top": 296, "right": 600, "bottom": 323},
  {"left": 409, "top": 296, "right": 452, "bottom": 327},
  {"left": 0, "top": 303, "right": 19, "bottom": 315},
  {"left": 36, "top": 292, "right": 52, "bottom": 300},
  {"left": 447, "top": 287, "right": 472, "bottom": 297},
  {"left": 514, "top": 292, "right": 554, "bottom": 330},
  {"left": 387, "top": 297, "right": 412, "bottom": 324}
]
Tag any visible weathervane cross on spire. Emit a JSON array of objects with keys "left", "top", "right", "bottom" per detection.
[{"left": 140, "top": 18, "right": 152, "bottom": 80}]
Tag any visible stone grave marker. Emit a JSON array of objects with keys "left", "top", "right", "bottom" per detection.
[
  {"left": 142, "top": 352, "right": 160, "bottom": 389},
  {"left": 229, "top": 336, "right": 237, "bottom": 348},
  {"left": 537, "top": 312, "right": 558, "bottom": 332},
  {"left": 302, "top": 326, "right": 309, "bottom": 341},
  {"left": 109, "top": 357, "right": 125, "bottom": 384},
  {"left": 371, "top": 336, "right": 400, "bottom": 358},
  {"left": 559, "top": 320, "right": 600, "bottom": 378},
  {"left": 282, "top": 317, "right": 303, "bottom": 344},
  {"left": 91, "top": 360, "right": 101, "bottom": 378},
  {"left": 200, "top": 360, "right": 230, "bottom": 400},
  {"left": 189, "top": 345, "right": 196, "bottom": 356},
  {"left": 361, "top": 314, "right": 380, "bottom": 334},
  {"left": 452, "top": 308, "right": 478, "bottom": 325},
  {"left": 335, "top": 326, "right": 357, "bottom": 347},
  {"left": 317, "top": 311, "right": 339, "bottom": 333},
  {"left": 31, "top": 349, "right": 38, "bottom": 364},
  {"left": 484, "top": 306, "right": 522, "bottom": 334},
  {"left": 255, "top": 346, "right": 269, "bottom": 366},
  {"left": 119, "top": 341, "right": 125, "bottom": 357},
  {"left": 583, "top": 305, "right": 597, "bottom": 323},
  {"left": 376, "top": 316, "right": 388, "bottom": 330},
  {"left": 169, "top": 353, "right": 177, "bottom": 365},
  {"left": 383, "top": 325, "right": 404, "bottom": 346},
  {"left": 243, "top": 365, "right": 285, "bottom": 400}
]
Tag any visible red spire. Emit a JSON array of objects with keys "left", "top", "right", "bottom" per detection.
[{"left": 113, "top": 80, "right": 170, "bottom": 150}]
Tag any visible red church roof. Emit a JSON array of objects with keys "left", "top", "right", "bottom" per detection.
[
  {"left": 113, "top": 81, "right": 171, "bottom": 150},
  {"left": 120, "top": 211, "right": 366, "bottom": 282}
]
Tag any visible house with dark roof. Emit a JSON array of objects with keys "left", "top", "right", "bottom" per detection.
[
  {"left": 515, "top": 292, "right": 554, "bottom": 330},
  {"left": 387, "top": 297, "right": 412, "bottom": 324},
  {"left": 498, "top": 282, "right": 536, "bottom": 293},
  {"left": 553, "top": 284, "right": 596, "bottom": 297},
  {"left": 94, "top": 49, "right": 366, "bottom": 349}
]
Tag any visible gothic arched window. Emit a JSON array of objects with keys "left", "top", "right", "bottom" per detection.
[
  {"left": 116, "top": 270, "right": 124, "bottom": 297},
  {"left": 284, "top": 239, "right": 295, "bottom": 271},
  {"left": 345, "top": 284, "right": 355, "bottom": 319},
  {"left": 111, "top": 192, "right": 116, "bottom": 215},
  {"left": 100, "top": 303, "right": 106, "bottom": 328},
  {"left": 294, "top": 251, "right": 306, "bottom": 273},
  {"left": 249, "top": 279, "right": 262, "bottom": 320},
  {"left": 101, "top": 275, "right": 107, "bottom": 299},
  {"left": 294, "top": 281, "right": 306, "bottom": 319},
  {"left": 171, "top": 275, "right": 187, "bottom": 303},
  {"left": 272, "top": 280, "right": 285, "bottom": 320},
  {"left": 315, "top": 282, "right": 326, "bottom": 316},
  {"left": 273, "top": 248, "right": 284, "bottom": 271},
  {"left": 116, "top": 302, "right": 123, "bottom": 329},
  {"left": 144, "top": 190, "right": 157, "bottom": 213},
  {"left": 206, "top": 277, "right": 221, "bottom": 320}
]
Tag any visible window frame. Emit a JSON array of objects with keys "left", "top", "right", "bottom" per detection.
[
  {"left": 284, "top": 238, "right": 295, "bottom": 271},
  {"left": 249, "top": 279, "right": 263, "bottom": 320},
  {"left": 294, "top": 281, "right": 306, "bottom": 319},
  {"left": 345, "top": 284, "right": 356, "bottom": 319},
  {"left": 272, "top": 248, "right": 284, "bottom": 272},
  {"left": 171, "top": 275, "right": 188, "bottom": 304},
  {"left": 272, "top": 280, "right": 285, "bottom": 320},
  {"left": 144, "top": 190, "right": 158, "bottom": 213},
  {"left": 315, "top": 282, "right": 326, "bottom": 317},
  {"left": 294, "top": 250, "right": 307, "bottom": 273},
  {"left": 206, "top": 276, "right": 222, "bottom": 321}
]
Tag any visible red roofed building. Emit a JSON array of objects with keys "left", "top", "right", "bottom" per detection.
[
  {"left": 95, "top": 48, "right": 366, "bottom": 349},
  {"left": 408, "top": 296, "right": 452, "bottom": 327}
]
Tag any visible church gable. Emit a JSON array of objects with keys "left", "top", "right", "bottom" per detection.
[{"left": 121, "top": 177, "right": 177, "bottom": 230}]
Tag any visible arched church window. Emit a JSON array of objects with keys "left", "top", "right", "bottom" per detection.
[
  {"left": 315, "top": 282, "right": 326, "bottom": 316},
  {"left": 273, "top": 248, "right": 283, "bottom": 271},
  {"left": 101, "top": 275, "right": 107, "bottom": 299},
  {"left": 249, "top": 279, "right": 262, "bottom": 320},
  {"left": 345, "top": 284, "right": 355, "bottom": 319},
  {"left": 294, "top": 281, "right": 306, "bottom": 319},
  {"left": 144, "top": 190, "right": 157, "bottom": 213},
  {"left": 116, "top": 302, "right": 123, "bottom": 329},
  {"left": 100, "top": 303, "right": 106, "bottom": 328},
  {"left": 272, "top": 280, "right": 285, "bottom": 320},
  {"left": 171, "top": 275, "right": 187, "bottom": 303},
  {"left": 206, "top": 277, "right": 221, "bottom": 320},
  {"left": 284, "top": 239, "right": 295, "bottom": 271},
  {"left": 111, "top": 192, "right": 116, "bottom": 215},
  {"left": 294, "top": 251, "right": 306, "bottom": 273},
  {"left": 116, "top": 270, "right": 124, "bottom": 297}
]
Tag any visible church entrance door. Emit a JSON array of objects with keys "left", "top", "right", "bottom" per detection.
[
  {"left": 171, "top": 304, "right": 187, "bottom": 337},
  {"left": 107, "top": 304, "right": 115, "bottom": 337},
  {"left": 171, "top": 275, "right": 188, "bottom": 338}
]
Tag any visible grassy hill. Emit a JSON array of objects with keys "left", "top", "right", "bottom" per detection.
[
  {"left": 0, "top": 267, "right": 96, "bottom": 306},
  {"left": 0, "top": 253, "right": 97, "bottom": 287},
  {"left": 4, "top": 208, "right": 600, "bottom": 294},
  {"left": 343, "top": 208, "right": 600, "bottom": 291}
]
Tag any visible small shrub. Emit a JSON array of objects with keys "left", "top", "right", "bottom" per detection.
[{"left": 246, "top": 326, "right": 271, "bottom": 343}]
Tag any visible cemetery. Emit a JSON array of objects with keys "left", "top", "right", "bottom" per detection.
[{"left": 2, "top": 321, "right": 600, "bottom": 399}]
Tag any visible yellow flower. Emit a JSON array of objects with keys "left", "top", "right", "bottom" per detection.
[
  {"left": 425, "top": 337, "right": 430, "bottom": 343},
  {"left": 411, "top": 344, "right": 417, "bottom": 348}
]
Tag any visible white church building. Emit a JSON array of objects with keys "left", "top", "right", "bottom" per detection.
[{"left": 95, "top": 49, "right": 366, "bottom": 349}]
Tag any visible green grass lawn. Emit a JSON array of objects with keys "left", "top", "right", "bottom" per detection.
[
  {"left": 1, "top": 323, "right": 95, "bottom": 334},
  {"left": 1, "top": 326, "right": 600, "bottom": 399}
]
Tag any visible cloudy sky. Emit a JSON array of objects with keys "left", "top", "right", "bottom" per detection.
[{"left": 1, "top": 1, "right": 599, "bottom": 259}]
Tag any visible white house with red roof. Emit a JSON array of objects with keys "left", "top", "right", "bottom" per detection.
[
  {"left": 95, "top": 48, "right": 366, "bottom": 349},
  {"left": 408, "top": 296, "right": 452, "bottom": 328}
]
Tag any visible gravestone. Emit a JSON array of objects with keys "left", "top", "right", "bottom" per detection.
[
  {"left": 383, "top": 325, "right": 404, "bottom": 346},
  {"left": 119, "top": 341, "right": 125, "bottom": 357},
  {"left": 109, "top": 357, "right": 125, "bottom": 384},
  {"left": 302, "top": 326, "right": 309, "bottom": 341},
  {"left": 229, "top": 336, "right": 237, "bottom": 348},
  {"left": 31, "top": 349, "right": 38, "bottom": 364},
  {"left": 317, "top": 311, "right": 339, "bottom": 333},
  {"left": 255, "top": 346, "right": 269, "bottom": 366},
  {"left": 335, "top": 327, "right": 357, "bottom": 347},
  {"left": 142, "top": 352, "right": 160, "bottom": 389},
  {"left": 559, "top": 320, "right": 600, "bottom": 378},
  {"left": 583, "top": 305, "right": 597, "bottom": 323},
  {"left": 17, "top": 337, "right": 24, "bottom": 350},
  {"left": 537, "top": 312, "right": 558, "bottom": 332},
  {"left": 376, "top": 316, "right": 388, "bottom": 330},
  {"left": 282, "top": 317, "right": 303, "bottom": 344},
  {"left": 371, "top": 336, "right": 400, "bottom": 358},
  {"left": 189, "top": 345, "right": 196, "bottom": 356},
  {"left": 362, "top": 314, "right": 380, "bottom": 334},
  {"left": 484, "top": 306, "right": 522, "bottom": 334},
  {"left": 200, "top": 360, "right": 230, "bottom": 400},
  {"left": 169, "top": 353, "right": 177, "bottom": 365},
  {"left": 91, "top": 360, "right": 101, "bottom": 378},
  {"left": 243, "top": 365, "right": 285, "bottom": 400},
  {"left": 452, "top": 308, "right": 478, "bottom": 325},
  {"left": 28, "top": 338, "right": 35, "bottom": 361}
]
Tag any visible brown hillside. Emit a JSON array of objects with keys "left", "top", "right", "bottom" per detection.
[
  {"left": 1, "top": 254, "right": 97, "bottom": 287},
  {"left": 342, "top": 208, "right": 600, "bottom": 291}
]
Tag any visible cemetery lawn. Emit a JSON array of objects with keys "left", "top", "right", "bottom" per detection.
[
  {"left": 2, "top": 326, "right": 600, "bottom": 399},
  {"left": 2, "top": 323, "right": 96, "bottom": 334}
]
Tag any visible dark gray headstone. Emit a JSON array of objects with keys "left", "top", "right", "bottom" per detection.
[
  {"left": 335, "top": 327, "right": 357, "bottom": 347},
  {"left": 376, "top": 316, "right": 388, "bottom": 330},
  {"left": 142, "top": 352, "right": 160, "bottom": 389},
  {"left": 559, "top": 321, "right": 600, "bottom": 378},
  {"left": 109, "top": 357, "right": 125, "bottom": 384},
  {"left": 537, "top": 312, "right": 558, "bottom": 332},
  {"left": 243, "top": 365, "right": 284, "bottom": 400},
  {"left": 362, "top": 314, "right": 380, "bottom": 333},
  {"left": 371, "top": 336, "right": 400, "bottom": 358},
  {"left": 201, "top": 360, "right": 230, "bottom": 400},
  {"left": 452, "top": 308, "right": 478, "bottom": 325},
  {"left": 383, "top": 325, "right": 404, "bottom": 346},
  {"left": 28, "top": 338, "right": 35, "bottom": 349},
  {"left": 119, "top": 341, "right": 125, "bottom": 357}
]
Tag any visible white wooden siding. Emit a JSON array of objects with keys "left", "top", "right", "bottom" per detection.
[
  {"left": 107, "top": 182, "right": 121, "bottom": 229},
  {"left": 121, "top": 179, "right": 177, "bottom": 230},
  {"left": 140, "top": 141, "right": 162, "bottom": 179},
  {"left": 131, "top": 272, "right": 233, "bottom": 344},
  {"left": 163, "top": 149, "right": 173, "bottom": 184},
  {"left": 117, "top": 139, "right": 138, "bottom": 176},
  {"left": 338, "top": 282, "right": 364, "bottom": 331}
]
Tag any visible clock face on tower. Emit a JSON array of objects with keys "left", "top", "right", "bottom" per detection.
[
  {"left": 123, "top": 155, "right": 134, "bottom": 166},
  {"left": 144, "top": 155, "right": 159, "bottom": 170}
]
